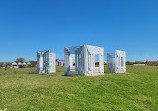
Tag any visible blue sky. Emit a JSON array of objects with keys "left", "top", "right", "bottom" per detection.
[{"left": 0, "top": 0, "right": 158, "bottom": 62}]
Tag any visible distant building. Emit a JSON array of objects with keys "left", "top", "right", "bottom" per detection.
[
  {"left": 95, "top": 62, "right": 99, "bottom": 66},
  {"left": 11, "top": 61, "right": 30, "bottom": 68},
  {"left": 133, "top": 64, "right": 145, "bottom": 66},
  {"left": 146, "top": 61, "right": 158, "bottom": 66},
  {"left": 56, "top": 59, "right": 64, "bottom": 66}
]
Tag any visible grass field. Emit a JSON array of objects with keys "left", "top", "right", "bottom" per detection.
[{"left": 0, "top": 66, "right": 158, "bottom": 111}]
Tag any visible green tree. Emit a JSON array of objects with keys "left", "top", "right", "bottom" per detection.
[
  {"left": 126, "top": 61, "right": 135, "bottom": 65},
  {"left": 0, "top": 62, "right": 3, "bottom": 68},
  {"left": 16, "top": 58, "right": 25, "bottom": 62},
  {"left": 28, "top": 60, "right": 37, "bottom": 67}
]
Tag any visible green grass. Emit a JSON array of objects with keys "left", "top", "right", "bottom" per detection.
[
  {"left": 0, "top": 66, "right": 158, "bottom": 111},
  {"left": 0, "top": 67, "right": 36, "bottom": 76}
]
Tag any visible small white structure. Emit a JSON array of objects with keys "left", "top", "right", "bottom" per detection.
[
  {"left": 12, "top": 62, "right": 18, "bottom": 68},
  {"left": 56, "top": 59, "right": 64, "bottom": 66},
  {"left": 107, "top": 50, "right": 126, "bottom": 73},
  {"left": 37, "top": 50, "right": 56, "bottom": 74},
  {"left": 64, "top": 45, "right": 104, "bottom": 76}
]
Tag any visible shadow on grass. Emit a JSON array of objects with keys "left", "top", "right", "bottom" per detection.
[{"left": 37, "top": 71, "right": 125, "bottom": 77}]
